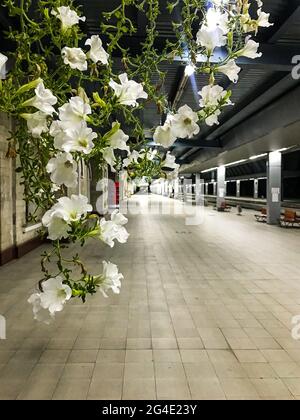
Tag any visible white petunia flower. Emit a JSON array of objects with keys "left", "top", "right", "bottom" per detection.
[
  {"left": 42, "top": 194, "right": 92, "bottom": 240},
  {"left": 196, "top": 25, "right": 226, "bottom": 51},
  {"left": 42, "top": 208, "right": 70, "bottom": 241},
  {"left": 205, "top": 109, "right": 221, "bottom": 126},
  {"left": 21, "top": 111, "right": 49, "bottom": 138},
  {"left": 109, "top": 73, "right": 148, "bottom": 107},
  {"left": 58, "top": 96, "right": 92, "bottom": 125},
  {"left": 46, "top": 152, "right": 78, "bottom": 188},
  {"left": 28, "top": 293, "right": 55, "bottom": 324},
  {"left": 111, "top": 209, "right": 128, "bottom": 226},
  {"left": 56, "top": 194, "right": 92, "bottom": 222},
  {"left": 51, "top": 6, "right": 86, "bottom": 30},
  {"left": 99, "top": 261, "right": 123, "bottom": 298},
  {"left": 123, "top": 150, "right": 140, "bottom": 168},
  {"left": 85, "top": 35, "right": 109, "bottom": 65},
  {"left": 107, "top": 122, "right": 130, "bottom": 154},
  {"left": 171, "top": 105, "right": 200, "bottom": 139},
  {"left": 102, "top": 147, "right": 116, "bottom": 172},
  {"left": 39, "top": 276, "right": 72, "bottom": 314},
  {"left": 62, "top": 47, "right": 87, "bottom": 71},
  {"left": 217, "top": 59, "right": 241, "bottom": 83},
  {"left": 0, "top": 52, "right": 8, "bottom": 79},
  {"left": 257, "top": 9, "right": 273, "bottom": 29},
  {"left": 153, "top": 115, "right": 177, "bottom": 148},
  {"left": 205, "top": 7, "right": 229, "bottom": 35},
  {"left": 199, "top": 84, "right": 229, "bottom": 108},
  {"left": 54, "top": 121, "right": 97, "bottom": 155},
  {"left": 99, "top": 210, "right": 129, "bottom": 248},
  {"left": 24, "top": 82, "right": 57, "bottom": 115},
  {"left": 162, "top": 152, "right": 179, "bottom": 169},
  {"left": 236, "top": 37, "right": 262, "bottom": 59}
]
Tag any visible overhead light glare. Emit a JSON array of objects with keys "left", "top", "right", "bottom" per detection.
[
  {"left": 185, "top": 64, "right": 195, "bottom": 77},
  {"left": 249, "top": 153, "right": 267, "bottom": 160},
  {"left": 224, "top": 159, "right": 247, "bottom": 167},
  {"left": 274, "top": 148, "right": 288, "bottom": 153},
  {"left": 201, "top": 167, "right": 218, "bottom": 173}
]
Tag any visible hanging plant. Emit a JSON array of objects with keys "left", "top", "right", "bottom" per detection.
[{"left": 0, "top": 0, "right": 272, "bottom": 322}]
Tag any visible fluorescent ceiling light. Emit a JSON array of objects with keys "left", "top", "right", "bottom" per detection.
[
  {"left": 274, "top": 148, "right": 288, "bottom": 153},
  {"left": 224, "top": 159, "right": 247, "bottom": 167},
  {"left": 201, "top": 167, "right": 217, "bottom": 173},
  {"left": 250, "top": 153, "right": 267, "bottom": 160},
  {"left": 185, "top": 64, "right": 195, "bottom": 77}
]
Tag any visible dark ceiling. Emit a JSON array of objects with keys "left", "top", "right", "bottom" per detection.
[{"left": 1, "top": 0, "right": 300, "bottom": 170}]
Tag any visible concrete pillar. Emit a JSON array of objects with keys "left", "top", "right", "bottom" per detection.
[
  {"left": 236, "top": 180, "right": 240, "bottom": 198},
  {"left": 217, "top": 166, "right": 226, "bottom": 208},
  {"left": 267, "top": 151, "right": 282, "bottom": 225},
  {"left": 195, "top": 174, "right": 204, "bottom": 206},
  {"left": 213, "top": 182, "right": 217, "bottom": 197},
  {"left": 254, "top": 179, "right": 259, "bottom": 199}
]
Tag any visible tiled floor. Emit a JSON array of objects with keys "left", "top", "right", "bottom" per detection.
[{"left": 1, "top": 194, "right": 300, "bottom": 400}]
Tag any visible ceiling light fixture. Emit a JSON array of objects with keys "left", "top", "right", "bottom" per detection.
[
  {"left": 201, "top": 167, "right": 218, "bottom": 173},
  {"left": 224, "top": 159, "right": 247, "bottom": 167},
  {"left": 249, "top": 153, "right": 268, "bottom": 160},
  {"left": 274, "top": 148, "right": 288, "bottom": 153}
]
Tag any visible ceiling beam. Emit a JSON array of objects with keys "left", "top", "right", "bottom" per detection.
[
  {"left": 174, "top": 43, "right": 298, "bottom": 72},
  {"left": 172, "top": 138, "right": 222, "bottom": 149}
]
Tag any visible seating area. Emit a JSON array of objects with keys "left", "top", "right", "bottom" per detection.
[
  {"left": 280, "top": 210, "right": 300, "bottom": 228},
  {"left": 216, "top": 202, "right": 231, "bottom": 212},
  {"left": 255, "top": 208, "right": 300, "bottom": 227},
  {"left": 255, "top": 208, "right": 267, "bottom": 223}
]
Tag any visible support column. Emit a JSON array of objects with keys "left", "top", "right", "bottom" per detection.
[
  {"left": 254, "top": 179, "right": 259, "bottom": 199},
  {"left": 213, "top": 182, "right": 217, "bottom": 197},
  {"left": 236, "top": 180, "right": 240, "bottom": 198},
  {"left": 267, "top": 151, "right": 282, "bottom": 225},
  {"left": 217, "top": 166, "right": 226, "bottom": 208},
  {"left": 195, "top": 174, "right": 204, "bottom": 206}
]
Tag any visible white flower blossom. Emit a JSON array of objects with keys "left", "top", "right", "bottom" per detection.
[
  {"left": 102, "top": 147, "right": 116, "bottom": 172},
  {"left": 196, "top": 25, "right": 226, "bottom": 51},
  {"left": 42, "top": 208, "right": 70, "bottom": 241},
  {"left": 99, "top": 261, "right": 123, "bottom": 298},
  {"left": 42, "top": 195, "right": 92, "bottom": 240},
  {"left": 46, "top": 152, "right": 78, "bottom": 188},
  {"left": 62, "top": 47, "right": 87, "bottom": 71},
  {"left": 217, "top": 59, "right": 241, "bottom": 83},
  {"left": 206, "top": 7, "right": 229, "bottom": 35},
  {"left": 28, "top": 293, "right": 55, "bottom": 324},
  {"left": 51, "top": 6, "right": 86, "bottom": 30},
  {"left": 236, "top": 37, "right": 262, "bottom": 59},
  {"left": 99, "top": 210, "right": 129, "bottom": 248},
  {"left": 107, "top": 122, "right": 130, "bottom": 154},
  {"left": 171, "top": 105, "right": 200, "bottom": 139},
  {"left": 54, "top": 121, "right": 97, "bottom": 155},
  {"left": 109, "top": 73, "right": 148, "bottom": 107},
  {"left": 153, "top": 116, "right": 177, "bottom": 148},
  {"left": 123, "top": 150, "right": 140, "bottom": 168},
  {"left": 28, "top": 276, "right": 72, "bottom": 323},
  {"left": 56, "top": 195, "right": 92, "bottom": 222},
  {"left": 205, "top": 109, "right": 221, "bottom": 126},
  {"left": 21, "top": 111, "right": 49, "bottom": 138},
  {"left": 0, "top": 52, "right": 8, "bottom": 79},
  {"left": 25, "top": 82, "right": 57, "bottom": 115},
  {"left": 257, "top": 9, "right": 273, "bottom": 29},
  {"left": 85, "top": 35, "right": 109, "bottom": 65},
  {"left": 199, "top": 84, "right": 230, "bottom": 108},
  {"left": 162, "top": 152, "right": 179, "bottom": 170},
  {"left": 58, "top": 96, "right": 92, "bottom": 125}
]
